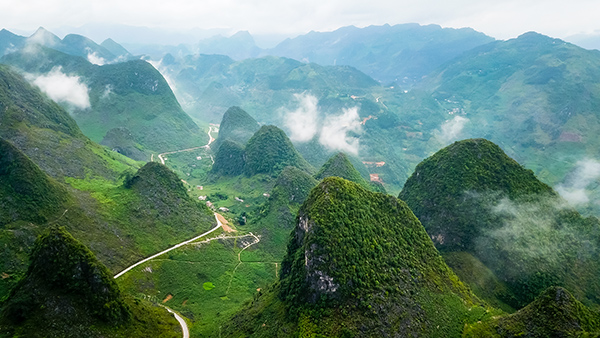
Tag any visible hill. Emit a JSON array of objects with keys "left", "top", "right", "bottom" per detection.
[
  {"left": 223, "top": 177, "right": 489, "bottom": 337},
  {"left": 1, "top": 46, "right": 206, "bottom": 160},
  {"left": 244, "top": 125, "right": 313, "bottom": 177},
  {"left": 0, "top": 139, "right": 69, "bottom": 227},
  {"left": 464, "top": 287, "right": 600, "bottom": 337},
  {"left": 399, "top": 139, "right": 600, "bottom": 309},
  {"left": 268, "top": 23, "right": 494, "bottom": 86},
  {"left": 213, "top": 106, "right": 260, "bottom": 151},
  {"left": 316, "top": 152, "right": 386, "bottom": 193},
  {"left": 0, "top": 226, "right": 181, "bottom": 338},
  {"left": 210, "top": 139, "right": 246, "bottom": 177}
]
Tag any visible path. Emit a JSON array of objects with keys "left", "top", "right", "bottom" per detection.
[
  {"left": 114, "top": 213, "right": 222, "bottom": 278},
  {"left": 226, "top": 232, "right": 261, "bottom": 294},
  {"left": 155, "top": 125, "right": 218, "bottom": 164},
  {"left": 164, "top": 306, "right": 190, "bottom": 338}
]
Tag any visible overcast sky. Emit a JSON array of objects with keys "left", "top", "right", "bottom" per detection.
[{"left": 2, "top": 0, "right": 599, "bottom": 42}]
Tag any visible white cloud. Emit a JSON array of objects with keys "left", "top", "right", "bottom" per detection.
[
  {"left": 282, "top": 93, "right": 319, "bottom": 142},
  {"left": 319, "top": 107, "right": 362, "bottom": 155},
  {"left": 436, "top": 115, "right": 469, "bottom": 144},
  {"left": 31, "top": 67, "right": 91, "bottom": 110},
  {"left": 556, "top": 159, "right": 600, "bottom": 206},
  {"left": 86, "top": 48, "right": 106, "bottom": 65}
]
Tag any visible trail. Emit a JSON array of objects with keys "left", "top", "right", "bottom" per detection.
[
  {"left": 226, "top": 232, "right": 261, "bottom": 294},
  {"left": 114, "top": 213, "right": 222, "bottom": 279},
  {"left": 164, "top": 306, "right": 190, "bottom": 338},
  {"left": 157, "top": 125, "right": 218, "bottom": 164}
]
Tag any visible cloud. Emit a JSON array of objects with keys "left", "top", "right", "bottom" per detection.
[
  {"left": 86, "top": 48, "right": 106, "bottom": 65},
  {"left": 435, "top": 115, "right": 469, "bottom": 144},
  {"left": 281, "top": 93, "right": 363, "bottom": 155},
  {"left": 101, "top": 84, "right": 113, "bottom": 99},
  {"left": 319, "top": 107, "right": 362, "bottom": 155},
  {"left": 31, "top": 67, "right": 91, "bottom": 110},
  {"left": 282, "top": 93, "right": 319, "bottom": 142},
  {"left": 556, "top": 159, "right": 600, "bottom": 206}
]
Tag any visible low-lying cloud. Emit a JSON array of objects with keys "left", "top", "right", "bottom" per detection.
[
  {"left": 556, "top": 159, "right": 600, "bottom": 206},
  {"left": 86, "top": 49, "right": 106, "bottom": 66},
  {"left": 31, "top": 67, "right": 91, "bottom": 110},
  {"left": 436, "top": 115, "right": 469, "bottom": 144},
  {"left": 283, "top": 93, "right": 319, "bottom": 142},
  {"left": 282, "top": 93, "right": 362, "bottom": 155},
  {"left": 319, "top": 107, "right": 362, "bottom": 156}
]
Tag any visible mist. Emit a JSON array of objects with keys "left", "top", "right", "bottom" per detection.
[
  {"left": 281, "top": 93, "right": 362, "bottom": 155},
  {"left": 435, "top": 115, "right": 469, "bottom": 144},
  {"left": 556, "top": 159, "right": 600, "bottom": 207},
  {"left": 30, "top": 66, "right": 91, "bottom": 110}
]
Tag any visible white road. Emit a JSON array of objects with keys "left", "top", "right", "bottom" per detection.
[
  {"left": 164, "top": 306, "right": 190, "bottom": 338},
  {"left": 114, "top": 213, "right": 223, "bottom": 279},
  {"left": 156, "top": 125, "right": 218, "bottom": 164}
]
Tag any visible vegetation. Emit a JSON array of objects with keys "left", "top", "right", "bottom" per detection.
[
  {"left": 224, "top": 177, "right": 492, "bottom": 337},
  {"left": 0, "top": 139, "right": 70, "bottom": 226},
  {"left": 315, "top": 152, "right": 386, "bottom": 193},
  {"left": 400, "top": 138, "right": 600, "bottom": 309},
  {"left": 213, "top": 106, "right": 260, "bottom": 151},
  {"left": 0, "top": 226, "right": 181, "bottom": 338},
  {"left": 210, "top": 140, "right": 246, "bottom": 177},
  {"left": 464, "top": 287, "right": 600, "bottom": 337},
  {"left": 244, "top": 125, "right": 313, "bottom": 177}
]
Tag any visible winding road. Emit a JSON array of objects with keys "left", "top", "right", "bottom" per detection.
[
  {"left": 156, "top": 125, "right": 218, "bottom": 165},
  {"left": 114, "top": 213, "right": 224, "bottom": 338}
]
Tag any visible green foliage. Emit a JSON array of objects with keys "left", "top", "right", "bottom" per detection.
[
  {"left": 0, "top": 138, "right": 70, "bottom": 226},
  {"left": 225, "top": 177, "right": 488, "bottom": 337},
  {"left": 464, "top": 287, "right": 600, "bottom": 337},
  {"left": 315, "top": 152, "right": 385, "bottom": 193},
  {"left": 400, "top": 138, "right": 600, "bottom": 309},
  {"left": 399, "top": 138, "right": 554, "bottom": 252},
  {"left": 244, "top": 125, "right": 313, "bottom": 177},
  {"left": 213, "top": 106, "right": 260, "bottom": 151},
  {"left": 210, "top": 140, "right": 246, "bottom": 177},
  {"left": 0, "top": 226, "right": 181, "bottom": 338}
]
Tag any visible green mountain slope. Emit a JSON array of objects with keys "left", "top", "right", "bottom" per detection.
[
  {"left": 0, "top": 139, "right": 69, "bottom": 227},
  {"left": 316, "top": 152, "right": 385, "bottom": 193},
  {"left": 0, "top": 226, "right": 180, "bottom": 338},
  {"left": 210, "top": 139, "right": 246, "bottom": 177},
  {"left": 1, "top": 46, "right": 206, "bottom": 160},
  {"left": 465, "top": 287, "right": 600, "bottom": 337},
  {"left": 213, "top": 106, "right": 260, "bottom": 151},
  {"left": 399, "top": 139, "right": 600, "bottom": 309},
  {"left": 223, "top": 177, "right": 490, "bottom": 337},
  {"left": 244, "top": 125, "right": 313, "bottom": 177}
]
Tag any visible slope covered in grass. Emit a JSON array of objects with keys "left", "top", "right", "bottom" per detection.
[
  {"left": 0, "top": 226, "right": 181, "bottom": 338},
  {"left": 224, "top": 177, "right": 490, "bottom": 337}
]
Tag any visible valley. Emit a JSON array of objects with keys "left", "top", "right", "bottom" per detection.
[{"left": 2, "top": 20, "right": 600, "bottom": 338}]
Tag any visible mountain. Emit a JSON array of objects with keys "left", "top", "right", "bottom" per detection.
[
  {"left": 0, "top": 63, "right": 134, "bottom": 179},
  {"left": 210, "top": 139, "right": 246, "bottom": 177},
  {"left": 399, "top": 139, "right": 600, "bottom": 309},
  {"left": 223, "top": 177, "right": 489, "bottom": 337},
  {"left": 0, "top": 29, "right": 25, "bottom": 56},
  {"left": 406, "top": 32, "right": 600, "bottom": 215},
  {"left": 0, "top": 138, "right": 69, "bottom": 227},
  {"left": 268, "top": 23, "right": 494, "bottom": 86},
  {"left": 0, "top": 226, "right": 181, "bottom": 338},
  {"left": 152, "top": 54, "right": 379, "bottom": 123},
  {"left": 100, "top": 38, "right": 132, "bottom": 60},
  {"left": 316, "top": 152, "right": 385, "bottom": 192},
  {"left": 1, "top": 46, "right": 207, "bottom": 159},
  {"left": 247, "top": 166, "right": 318, "bottom": 261},
  {"left": 464, "top": 287, "right": 600, "bottom": 337},
  {"left": 244, "top": 125, "right": 313, "bottom": 177},
  {"left": 212, "top": 106, "right": 260, "bottom": 151},
  {"left": 195, "top": 31, "right": 261, "bottom": 60}
]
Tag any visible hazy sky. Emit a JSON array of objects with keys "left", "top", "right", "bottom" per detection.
[{"left": 2, "top": 0, "right": 599, "bottom": 41}]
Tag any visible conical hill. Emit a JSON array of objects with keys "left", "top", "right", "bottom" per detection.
[
  {"left": 213, "top": 106, "right": 260, "bottom": 150},
  {"left": 244, "top": 125, "right": 312, "bottom": 176},
  {"left": 316, "top": 152, "right": 385, "bottom": 193},
  {"left": 0, "top": 226, "right": 181, "bottom": 337},
  {"left": 0, "top": 138, "right": 69, "bottom": 226},
  {"left": 224, "top": 177, "right": 487, "bottom": 337}
]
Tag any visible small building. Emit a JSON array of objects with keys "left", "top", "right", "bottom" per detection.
[
  {"left": 206, "top": 201, "right": 214, "bottom": 209},
  {"left": 219, "top": 207, "right": 230, "bottom": 212},
  {"left": 235, "top": 197, "right": 244, "bottom": 202},
  {"left": 198, "top": 196, "right": 207, "bottom": 200}
]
